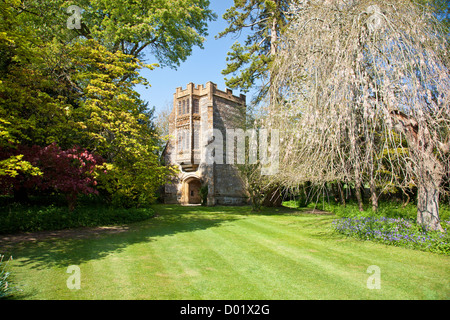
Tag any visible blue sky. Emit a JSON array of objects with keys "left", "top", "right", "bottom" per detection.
[{"left": 135, "top": 0, "right": 251, "bottom": 115}]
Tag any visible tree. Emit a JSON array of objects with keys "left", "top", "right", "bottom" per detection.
[
  {"left": 154, "top": 101, "right": 174, "bottom": 150},
  {"left": 1, "top": 0, "right": 198, "bottom": 207},
  {"left": 14, "top": 0, "right": 216, "bottom": 66},
  {"left": 234, "top": 120, "right": 280, "bottom": 210},
  {"left": 67, "top": 39, "right": 177, "bottom": 207},
  {"left": 268, "top": 0, "right": 450, "bottom": 231},
  {"left": 0, "top": 0, "right": 73, "bottom": 179},
  {"left": 237, "top": 161, "right": 272, "bottom": 211},
  {"left": 217, "top": 0, "right": 294, "bottom": 104}
]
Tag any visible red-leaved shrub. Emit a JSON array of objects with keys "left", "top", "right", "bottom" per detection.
[{"left": 0, "top": 143, "right": 104, "bottom": 210}]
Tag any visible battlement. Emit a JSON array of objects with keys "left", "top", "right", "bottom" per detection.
[{"left": 174, "top": 82, "right": 246, "bottom": 105}]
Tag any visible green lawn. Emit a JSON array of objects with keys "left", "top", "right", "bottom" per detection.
[{"left": 4, "top": 205, "right": 450, "bottom": 300}]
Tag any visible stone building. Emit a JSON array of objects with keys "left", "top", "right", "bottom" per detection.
[{"left": 162, "top": 82, "right": 249, "bottom": 206}]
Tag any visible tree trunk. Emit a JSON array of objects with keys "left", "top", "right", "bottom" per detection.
[
  {"left": 251, "top": 190, "right": 263, "bottom": 212},
  {"left": 269, "top": 10, "right": 279, "bottom": 107},
  {"left": 67, "top": 193, "right": 78, "bottom": 212},
  {"left": 417, "top": 184, "right": 444, "bottom": 232},
  {"left": 354, "top": 164, "right": 364, "bottom": 211},
  {"left": 270, "top": 13, "right": 278, "bottom": 57},
  {"left": 352, "top": 149, "right": 363, "bottom": 211},
  {"left": 369, "top": 177, "right": 378, "bottom": 212},
  {"left": 338, "top": 182, "right": 346, "bottom": 207},
  {"left": 355, "top": 182, "right": 364, "bottom": 212},
  {"left": 390, "top": 111, "right": 445, "bottom": 232},
  {"left": 415, "top": 154, "right": 444, "bottom": 232},
  {"left": 414, "top": 134, "right": 445, "bottom": 232},
  {"left": 263, "top": 186, "right": 282, "bottom": 207},
  {"left": 331, "top": 182, "right": 339, "bottom": 203},
  {"left": 402, "top": 190, "right": 411, "bottom": 208},
  {"left": 349, "top": 110, "right": 363, "bottom": 212}
]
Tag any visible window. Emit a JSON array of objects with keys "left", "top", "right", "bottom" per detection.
[
  {"left": 178, "top": 129, "right": 189, "bottom": 151},
  {"left": 193, "top": 99, "right": 199, "bottom": 114},
  {"left": 184, "top": 130, "right": 188, "bottom": 150},
  {"left": 193, "top": 130, "right": 199, "bottom": 150},
  {"left": 185, "top": 99, "right": 190, "bottom": 114},
  {"left": 177, "top": 131, "right": 182, "bottom": 151},
  {"left": 178, "top": 99, "right": 193, "bottom": 115}
]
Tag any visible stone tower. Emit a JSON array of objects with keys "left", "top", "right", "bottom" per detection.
[{"left": 162, "top": 82, "right": 248, "bottom": 206}]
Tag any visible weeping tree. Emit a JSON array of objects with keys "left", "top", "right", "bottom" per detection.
[{"left": 267, "top": 0, "right": 450, "bottom": 231}]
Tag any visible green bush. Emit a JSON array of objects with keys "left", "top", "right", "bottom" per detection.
[{"left": 0, "top": 199, "right": 155, "bottom": 234}]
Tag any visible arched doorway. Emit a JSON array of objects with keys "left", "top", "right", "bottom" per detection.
[
  {"left": 182, "top": 177, "right": 202, "bottom": 204},
  {"left": 188, "top": 179, "right": 202, "bottom": 204}
]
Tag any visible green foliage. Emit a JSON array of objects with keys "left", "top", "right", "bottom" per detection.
[
  {"left": 218, "top": 0, "right": 292, "bottom": 103},
  {"left": 0, "top": 0, "right": 195, "bottom": 209},
  {"left": 14, "top": 0, "right": 216, "bottom": 66},
  {"left": 65, "top": 39, "right": 177, "bottom": 207},
  {"left": 322, "top": 200, "right": 449, "bottom": 221},
  {"left": 0, "top": 198, "right": 156, "bottom": 234},
  {"left": 0, "top": 254, "right": 18, "bottom": 299},
  {"left": 0, "top": 155, "right": 42, "bottom": 178},
  {"left": 0, "top": 1, "right": 72, "bottom": 148}
]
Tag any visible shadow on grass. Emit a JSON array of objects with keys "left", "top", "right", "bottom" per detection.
[
  {"left": 6, "top": 205, "right": 246, "bottom": 270},
  {"left": 6, "top": 204, "right": 334, "bottom": 271}
]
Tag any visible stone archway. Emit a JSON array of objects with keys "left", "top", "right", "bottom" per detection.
[
  {"left": 188, "top": 179, "right": 202, "bottom": 204},
  {"left": 181, "top": 176, "right": 202, "bottom": 205}
]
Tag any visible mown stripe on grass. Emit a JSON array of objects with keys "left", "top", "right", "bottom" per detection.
[
  {"left": 135, "top": 214, "right": 449, "bottom": 299},
  {"left": 165, "top": 230, "right": 266, "bottom": 299},
  {"left": 209, "top": 219, "right": 377, "bottom": 299},
  {"left": 9, "top": 206, "right": 450, "bottom": 300},
  {"left": 227, "top": 218, "right": 405, "bottom": 299},
  {"left": 233, "top": 216, "right": 450, "bottom": 299},
  {"left": 132, "top": 233, "right": 203, "bottom": 299},
  {"left": 191, "top": 226, "right": 312, "bottom": 299}
]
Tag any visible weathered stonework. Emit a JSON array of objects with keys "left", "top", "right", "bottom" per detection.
[{"left": 162, "top": 82, "right": 248, "bottom": 206}]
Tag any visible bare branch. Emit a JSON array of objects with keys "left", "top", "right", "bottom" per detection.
[{"left": 266, "top": 0, "right": 450, "bottom": 231}]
